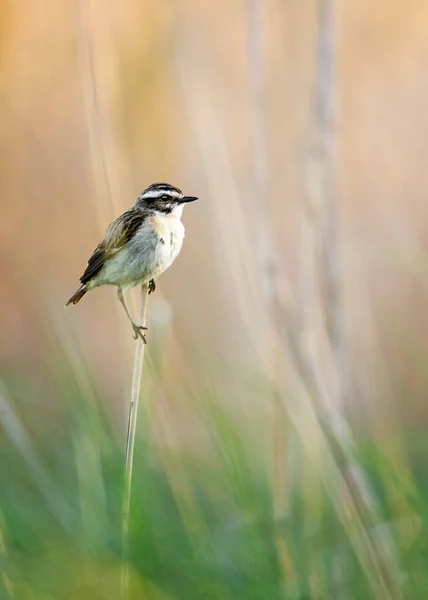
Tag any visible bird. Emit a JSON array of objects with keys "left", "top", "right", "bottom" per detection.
[{"left": 66, "top": 182, "right": 198, "bottom": 342}]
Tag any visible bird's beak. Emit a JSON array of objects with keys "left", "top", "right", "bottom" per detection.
[{"left": 180, "top": 195, "right": 198, "bottom": 203}]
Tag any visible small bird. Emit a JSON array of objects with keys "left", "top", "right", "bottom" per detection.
[{"left": 66, "top": 182, "right": 198, "bottom": 342}]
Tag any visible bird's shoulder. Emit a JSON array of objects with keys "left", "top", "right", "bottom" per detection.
[
  {"left": 80, "top": 207, "right": 147, "bottom": 284},
  {"left": 103, "top": 207, "right": 147, "bottom": 250}
]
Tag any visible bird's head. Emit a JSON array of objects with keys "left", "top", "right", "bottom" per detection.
[{"left": 135, "top": 182, "right": 198, "bottom": 216}]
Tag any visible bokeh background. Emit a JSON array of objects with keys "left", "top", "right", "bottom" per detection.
[{"left": 1, "top": 1, "right": 428, "bottom": 598}]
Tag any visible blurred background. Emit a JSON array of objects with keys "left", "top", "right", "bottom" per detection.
[{"left": 1, "top": 0, "right": 428, "bottom": 598}]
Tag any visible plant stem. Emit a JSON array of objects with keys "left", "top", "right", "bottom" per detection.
[
  {"left": 121, "top": 283, "right": 149, "bottom": 599},
  {"left": 296, "top": 1, "right": 402, "bottom": 597}
]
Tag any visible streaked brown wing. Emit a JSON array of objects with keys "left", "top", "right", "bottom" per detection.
[{"left": 80, "top": 208, "right": 145, "bottom": 284}]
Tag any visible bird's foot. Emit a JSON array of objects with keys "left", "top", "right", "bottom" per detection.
[
  {"left": 132, "top": 323, "right": 148, "bottom": 343},
  {"left": 148, "top": 279, "right": 156, "bottom": 294}
]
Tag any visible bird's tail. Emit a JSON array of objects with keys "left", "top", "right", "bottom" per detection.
[{"left": 65, "top": 285, "right": 87, "bottom": 306}]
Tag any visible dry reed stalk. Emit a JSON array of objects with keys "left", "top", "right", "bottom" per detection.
[
  {"left": 245, "top": 0, "right": 291, "bottom": 590},
  {"left": 74, "top": 0, "right": 116, "bottom": 228},
  {"left": 175, "top": 8, "right": 296, "bottom": 586},
  {"left": 174, "top": 10, "right": 270, "bottom": 360},
  {"left": 121, "top": 284, "right": 149, "bottom": 600},
  {"left": 270, "top": 295, "right": 402, "bottom": 597},
  {"left": 276, "top": 370, "right": 400, "bottom": 598},
  {"left": 293, "top": 0, "right": 403, "bottom": 597}
]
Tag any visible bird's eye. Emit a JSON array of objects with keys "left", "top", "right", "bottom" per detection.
[{"left": 161, "top": 194, "right": 170, "bottom": 201}]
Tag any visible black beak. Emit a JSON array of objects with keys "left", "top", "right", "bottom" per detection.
[{"left": 180, "top": 195, "right": 198, "bottom": 203}]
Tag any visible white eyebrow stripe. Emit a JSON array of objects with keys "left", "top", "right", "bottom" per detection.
[{"left": 140, "top": 189, "right": 182, "bottom": 200}]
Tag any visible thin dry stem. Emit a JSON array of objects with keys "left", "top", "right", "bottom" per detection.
[
  {"left": 121, "top": 284, "right": 149, "bottom": 599},
  {"left": 245, "top": 0, "right": 288, "bottom": 590},
  {"left": 174, "top": 13, "right": 270, "bottom": 360},
  {"left": 294, "top": 0, "right": 403, "bottom": 597},
  {"left": 74, "top": 0, "right": 115, "bottom": 227}
]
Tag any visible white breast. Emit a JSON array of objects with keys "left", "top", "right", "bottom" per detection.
[
  {"left": 151, "top": 213, "right": 185, "bottom": 268},
  {"left": 126, "top": 213, "right": 185, "bottom": 287},
  {"left": 91, "top": 212, "right": 185, "bottom": 290}
]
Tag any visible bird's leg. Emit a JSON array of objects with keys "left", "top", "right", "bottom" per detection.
[
  {"left": 148, "top": 279, "right": 156, "bottom": 294},
  {"left": 117, "top": 287, "right": 147, "bottom": 343}
]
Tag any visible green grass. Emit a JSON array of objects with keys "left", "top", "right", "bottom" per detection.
[{"left": 0, "top": 359, "right": 427, "bottom": 600}]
